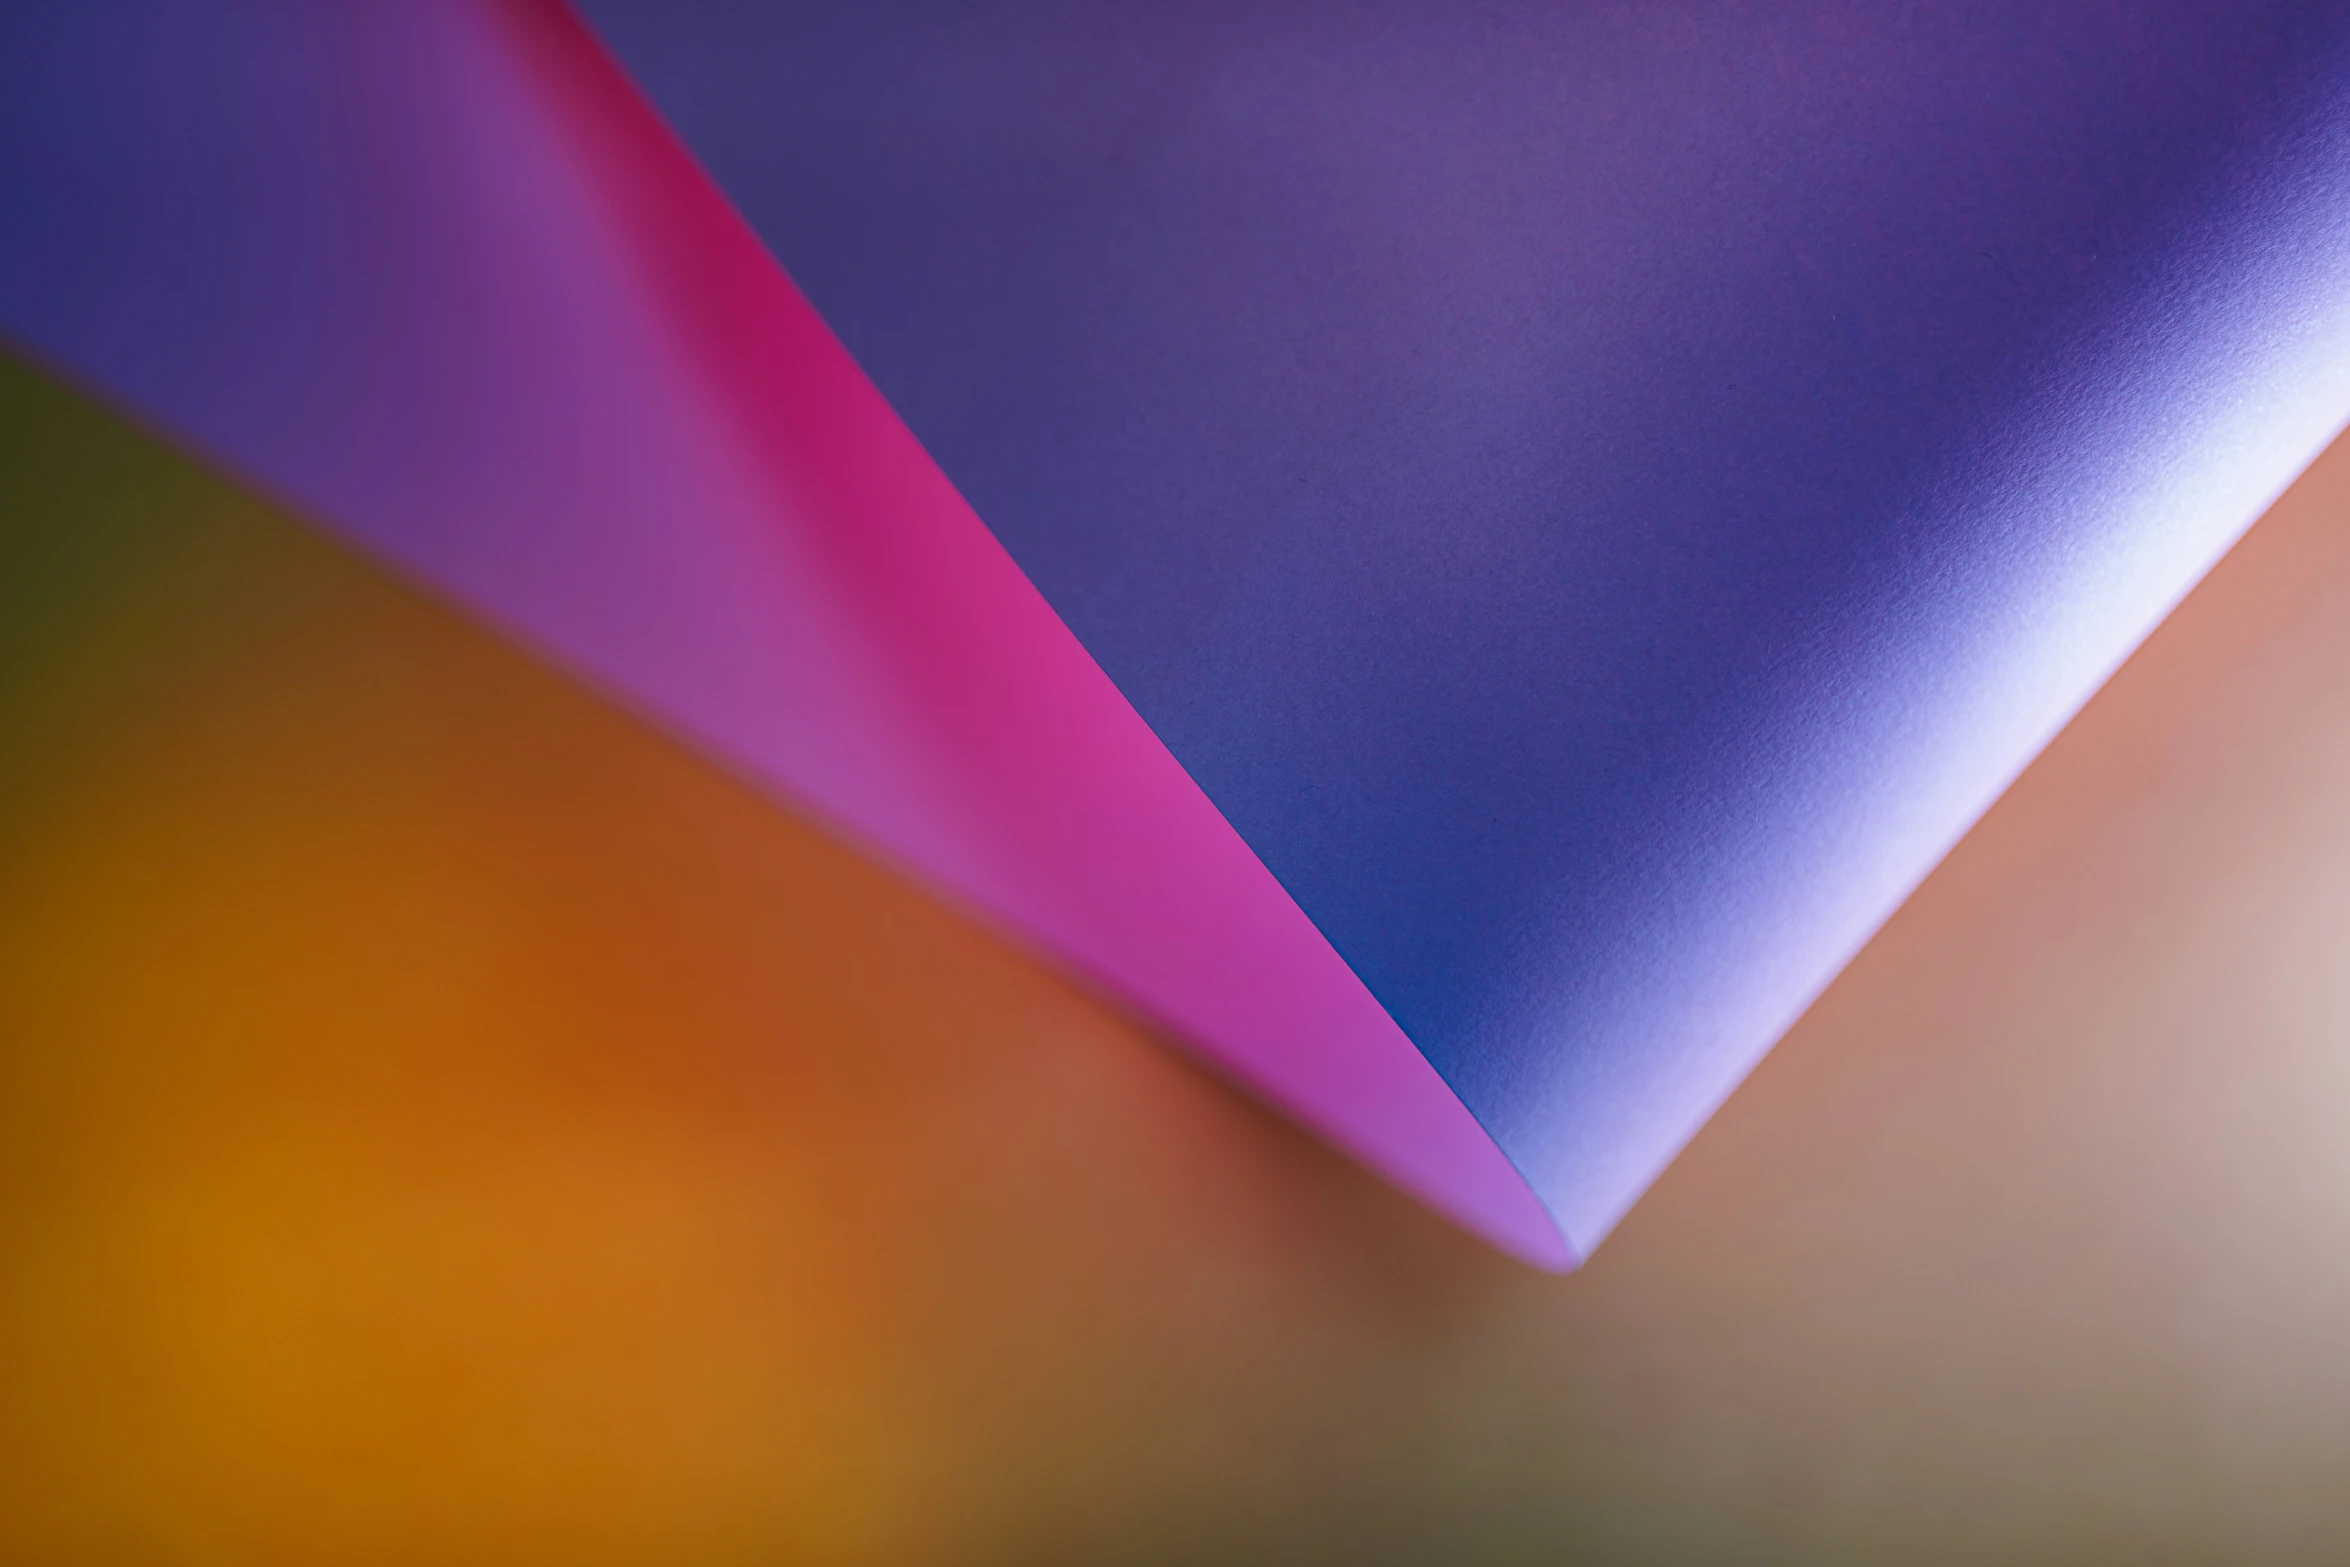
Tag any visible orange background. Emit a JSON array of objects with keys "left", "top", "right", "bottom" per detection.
[{"left": 7, "top": 346, "right": 2350, "bottom": 1562}]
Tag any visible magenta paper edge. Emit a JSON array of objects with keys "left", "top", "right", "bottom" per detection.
[
  {"left": 0, "top": 1, "right": 1559, "bottom": 1266},
  {"left": 513, "top": 5, "right": 1567, "bottom": 1267},
  {"left": 0, "top": 0, "right": 1562, "bottom": 1264}
]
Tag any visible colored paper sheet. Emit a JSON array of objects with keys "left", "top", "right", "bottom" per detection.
[
  {"left": 574, "top": 0, "right": 2350, "bottom": 1249},
  {"left": 9, "top": 1, "right": 2350, "bottom": 1265}
]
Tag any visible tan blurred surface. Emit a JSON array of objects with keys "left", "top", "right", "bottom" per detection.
[{"left": 6, "top": 350, "right": 2350, "bottom": 1563}]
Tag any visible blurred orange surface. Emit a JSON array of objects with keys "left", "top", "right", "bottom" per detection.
[{"left": 7, "top": 348, "right": 2350, "bottom": 1562}]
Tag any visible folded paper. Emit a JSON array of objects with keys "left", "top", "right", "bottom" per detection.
[{"left": 8, "top": 0, "right": 2350, "bottom": 1266}]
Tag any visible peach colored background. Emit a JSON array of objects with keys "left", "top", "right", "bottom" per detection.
[{"left": 7, "top": 347, "right": 2350, "bottom": 1561}]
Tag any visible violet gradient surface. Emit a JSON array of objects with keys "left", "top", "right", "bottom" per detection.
[
  {"left": 578, "top": 0, "right": 2350, "bottom": 1247},
  {"left": 0, "top": 1, "right": 1567, "bottom": 1264}
]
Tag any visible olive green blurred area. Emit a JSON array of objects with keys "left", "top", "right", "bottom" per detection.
[{"left": 8, "top": 343, "right": 2350, "bottom": 1564}]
